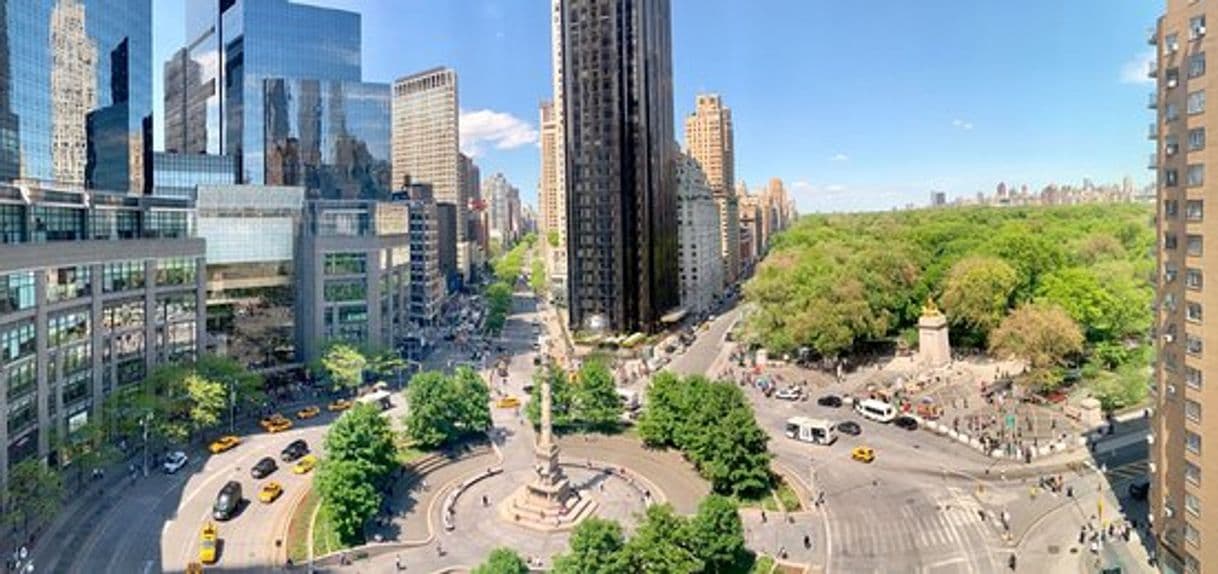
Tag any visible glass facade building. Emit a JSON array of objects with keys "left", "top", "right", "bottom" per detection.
[
  {"left": 0, "top": 0, "right": 152, "bottom": 193},
  {"left": 151, "top": 152, "right": 236, "bottom": 199},
  {"left": 166, "top": 0, "right": 388, "bottom": 198}
]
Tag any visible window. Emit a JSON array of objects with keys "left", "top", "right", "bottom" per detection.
[
  {"left": 1188, "top": 234, "right": 1203, "bottom": 256},
  {"left": 1191, "top": 15, "right": 1207, "bottom": 40},
  {"left": 4, "top": 360, "right": 35, "bottom": 401},
  {"left": 1166, "top": 169, "right": 1179, "bottom": 187},
  {"left": 1186, "top": 493, "right": 1201, "bottom": 517},
  {"left": 1186, "top": 461, "right": 1202, "bottom": 485},
  {"left": 1187, "top": 366, "right": 1203, "bottom": 390},
  {"left": 1188, "top": 90, "right": 1206, "bottom": 114},
  {"left": 48, "top": 310, "right": 90, "bottom": 347},
  {"left": 1186, "top": 399, "right": 1203, "bottom": 423},
  {"left": 324, "top": 253, "right": 367, "bottom": 276},
  {"left": 1166, "top": 292, "right": 1179, "bottom": 312},
  {"left": 0, "top": 204, "right": 24, "bottom": 244},
  {"left": 1187, "top": 268, "right": 1203, "bottom": 290},
  {"left": 1187, "top": 334, "right": 1203, "bottom": 355},
  {"left": 156, "top": 257, "right": 196, "bottom": 286},
  {"left": 0, "top": 321, "right": 35, "bottom": 363},
  {"left": 0, "top": 272, "right": 35, "bottom": 315},
  {"left": 1185, "top": 523, "right": 1200, "bottom": 546},
  {"left": 1167, "top": 233, "right": 1179, "bottom": 250},
  {"left": 1167, "top": 101, "right": 1181, "bottom": 120},
  {"left": 1188, "top": 302, "right": 1204, "bottom": 322},
  {"left": 155, "top": 294, "right": 197, "bottom": 325},
  {"left": 102, "top": 261, "right": 145, "bottom": 293},
  {"left": 1168, "top": 68, "right": 1181, "bottom": 89},
  {"left": 1168, "top": 33, "right": 1181, "bottom": 53},
  {"left": 1187, "top": 554, "right": 1200, "bottom": 574},
  {"left": 1167, "top": 134, "right": 1181, "bottom": 155},
  {"left": 1166, "top": 199, "right": 1180, "bottom": 218},
  {"left": 103, "top": 299, "right": 144, "bottom": 331},
  {"left": 46, "top": 266, "right": 91, "bottom": 303},
  {"left": 324, "top": 279, "right": 368, "bottom": 302},
  {"left": 1187, "top": 200, "right": 1204, "bottom": 221},
  {"left": 1166, "top": 264, "right": 1180, "bottom": 283},
  {"left": 1186, "top": 430, "right": 1202, "bottom": 454},
  {"left": 1188, "top": 164, "right": 1205, "bottom": 186},
  {"left": 1189, "top": 128, "right": 1206, "bottom": 151},
  {"left": 1189, "top": 52, "right": 1206, "bottom": 78}
]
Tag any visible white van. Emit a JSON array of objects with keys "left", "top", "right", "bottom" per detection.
[
  {"left": 855, "top": 399, "right": 897, "bottom": 423},
  {"left": 785, "top": 416, "right": 837, "bottom": 445}
]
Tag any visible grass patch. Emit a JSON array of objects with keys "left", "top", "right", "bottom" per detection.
[
  {"left": 761, "top": 495, "right": 781, "bottom": 512},
  {"left": 312, "top": 502, "right": 348, "bottom": 557},
  {"left": 286, "top": 487, "right": 321, "bottom": 563},
  {"left": 775, "top": 480, "right": 803, "bottom": 511},
  {"left": 750, "top": 554, "right": 775, "bottom": 574}
]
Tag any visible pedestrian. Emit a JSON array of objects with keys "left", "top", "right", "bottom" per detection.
[
  {"left": 396, "top": 553, "right": 403, "bottom": 571},
  {"left": 761, "top": 510, "right": 767, "bottom": 523},
  {"left": 1078, "top": 529, "right": 1086, "bottom": 544},
  {"left": 803, "top": 534, "right": 811, "bottom": 549}
]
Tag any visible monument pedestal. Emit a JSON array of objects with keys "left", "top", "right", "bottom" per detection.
[{"left": 918, "top": 312, "right": 951, "bottom": 368}]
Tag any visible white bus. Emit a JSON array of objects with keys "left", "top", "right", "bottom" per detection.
[
  {"left": 855, "top": 399, "right": 897, "bottom": 423},
  {"left": 785, "top": 417, "right": 837, "bottom": 446}
]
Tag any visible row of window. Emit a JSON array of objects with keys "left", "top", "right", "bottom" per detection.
[
  {"left": 1163, "top": 233, "right": 1203, "bottom": 255},
  {"left": 1162, "top": 199, "right": 1204, "bottom": 220},
  {"left": 1162, "top": 164, "right": 1204, "bottom": 187},
  {"left": 1163, "top": 128, "right": 1206, "bottom": 156},
  {"left": 1164, "top": 265, "right": 1204, "bottom": 289}
]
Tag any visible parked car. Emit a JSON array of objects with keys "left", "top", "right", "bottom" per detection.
[
  {"left": 251, "top": 457, "right": 278, "bottom": 479},
  {"left": 213, "top": 481, "right": 242, "bottom": 520},
  {"left": 208, "top": 435, "right": 241, "bottom": 454},
  {"left": 281, "top": 439, "right": 309, "bottom": 462},
  {"left": 163, "top": 451, "right": 189, "bottom": 474},
  {"left": 837, "top": 421, "right": 862, "bottom": 436},
  {"left": 894, "top": 416, "right": 919, "bottom": 431},
  {"left": 817, "top": 394, "right": 843, "bottom": 408},
  {"left": 775, "top": 387, "right": 802, "bottom": 401}
]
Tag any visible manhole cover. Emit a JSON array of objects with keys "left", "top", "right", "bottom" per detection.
[{"left": 1047, "top": 545, "right": 1060, "bottom": 555}]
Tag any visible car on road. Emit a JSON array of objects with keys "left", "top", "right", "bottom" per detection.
[
  {"left": 199, "top": 522, "right": 218, "bottom": 564},
  {"left": 296, "top": 406, "right": 321, "bottom": 420},
  {"left": 251, "top": 457, "right": 278, "bottom": 479},
  {"left": 267, "top": 417, "right": 293, "bottom": 433},
  {"left": 327, "top": 399, "right": 353, "bottom": 412},
  {"left": 293, "top": 454, "right": 318, "bottom": 474},
  {"left": 775, "top": 387, "right": 803, "bottom": 401},
  {"left": 496, "top": 396, "right": 521, "bottom": 409},
  {"left": 851, "top": 446, "right": 876, "bottom": 463},
  {"left": 213, "top": 481, "right": 242, "bottom": 520},
  {"left": 208, "top": 435, "right": 241, "bottom": 454},
  {"left": 258, "top": 481, "right": 283, "bottom": 503},
  {"left": 259, "top": 413, "right": 290, "bottom": 431},
  {"left": 281, "top": 439, "right": 310, "bottom": 462},
  {"left": 894, "top": 416, "right": 919, "bottom": 431},
  {"left": 817, "top": 394, "right": 843, "bottom": 408},
  {"left": 837, "top": 421, "right": 862, "bottom": 436},
  {"left": 163, "top": 451, "right": 189, "bottom": 474},
  {"left": 1128, "top": 480, "right": 1150, "bottom": 501}
]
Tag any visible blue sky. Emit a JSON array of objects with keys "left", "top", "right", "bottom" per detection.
[{"left": 152, "top": 1, "right": 1162, "bottom": 213}]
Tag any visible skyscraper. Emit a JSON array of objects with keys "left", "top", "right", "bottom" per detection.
[
  {"left": 392, "top": 68, "right": 468, "bottom": 279},
  {"left": 560, "top": 0, "right": 678, "bottom": 333},
  {"left": 676, "top": 151, "right": 723, "bottom": 316},
  {"left": 539, "top": 100, "right": 568, "bottom": 298},
  {"left": 684, "top": 93, "right": 739, "bottom": 286},
  {"left": 1151, "top": 5, "right": 1214, "bottom": 573},
  {"left": 484, "top": 172, "right": 519, "bottom": 245}
]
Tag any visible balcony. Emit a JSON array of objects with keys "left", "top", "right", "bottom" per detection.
[
  {"left": 1150, "top": 123, "right": 1160, "bottom": 140},
  {"left": 1149, "top": 60, "right": 1160, "bottom": 79},
  {"left": 1149, "top": 93, "right": 1159, "bottom": 109},
  {"left": 1149, "top": 27, "right": 1159, "bottom": 46},
  {"left": 1150, "top": 153, "right": 1159, "bottom": 170}
]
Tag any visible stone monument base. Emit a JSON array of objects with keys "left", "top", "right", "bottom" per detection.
[{"left": 498, "top": 482, "right": 598, "bottom": 532}]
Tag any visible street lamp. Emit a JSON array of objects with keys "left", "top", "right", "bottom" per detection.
[{"left": 229, "top": 382, "right": 237, "bottom": 434}]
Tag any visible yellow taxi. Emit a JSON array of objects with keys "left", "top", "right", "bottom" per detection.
[
  {"left": 259, "top": 413, "right": 289, "bottom": 431},
  {"left": 187, "top": 562, "right": 204, "bottom": 574},
  {"left": 208, "top": 435, "right": 241, "bottom": 454},
  {"left": 496, "top": 396, "right": 521, "bottom": 409},
  {"left": 327, "top": 399, "right": 353, "bottom": 412},
  {"left": 851, "top": 446, "right": 876, "bottom": 464},
  {"left": 258, "top": 481, "right": 283, "bottom": 503},
  {"left": 296, "top": 405, "right": 321, "bottom": 420},
  {"left": 293, "top": 454, "right": 318, "bottom": 474},
  {"left": 267, "top": 417, "right": 294, "bottom": 433},
  {"left": 199, "top": 522, "right": 218, "bottom": 564}
]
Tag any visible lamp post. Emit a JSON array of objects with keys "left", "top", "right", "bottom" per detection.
[{"left": 229, "top": 382, "right": 237, "bottom": 434}]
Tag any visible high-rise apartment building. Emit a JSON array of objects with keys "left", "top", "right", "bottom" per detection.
[
  {"left": 484, "top": 173, "right": 520, "bottom": 246},
  {"left": 559, "top": 0, "right": 678, "bottom": 334},
  {"left": 392, "top": 68, "right": 468, "bottom": 280},
  {"left": 676, "top": 152, "right": 723, "bottom": 316},
  {"left": 684, "top": 94, "right": 739, "bottom": 286},
  {"left": 540, "top": 100, "right": 569, "bottom": 302},
  {"left": 1, "top": 0, "right": 151, "bottom": 194},
  {"left": 459, "top": 153, "right": 484, "bottom": 270},
  {"left": 165, "top": 0, "right": 390, "bottom": 198},
  {"left": 1152, "top": 5, "right": 1216, "bottom": 573}
]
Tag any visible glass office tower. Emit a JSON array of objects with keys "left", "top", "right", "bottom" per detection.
[{"left": 0, "top": 0, "right": 152, "bottom": 193}]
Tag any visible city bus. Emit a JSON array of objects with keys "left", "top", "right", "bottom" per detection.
[
  {"left": 785, "top": 416, "right": 837, "bottom": 445},
  {"left": 855, "top": 398, "right": 897, "bottom": 423}
]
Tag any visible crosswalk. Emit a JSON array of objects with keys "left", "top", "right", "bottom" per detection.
[
  {"left": 831, "top": 498, "right": 987, "bottom": 558},
  {"left": 1104, "top": 460, "right": 1149, "bottom": 483}
]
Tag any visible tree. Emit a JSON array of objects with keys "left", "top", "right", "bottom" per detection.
[
  {"left": 553, "top": 518, "right": 630, "bottom": 574},
  {"left": 471, "top": 548, "right": 530, "bottom": 574},
  {"left": 405, "top": 369, "right": 492, "bottom": 448},
  {"left": 623, "top": 505, "right": 702, "bottom": 574},
  {"left": 1089, "top": 363, "right": 1151, "bottom": 412},
  {"left": 195, "top": 354, "right": 265, "bottom": 411},
  {"left": 940, "top": 255, "right": 1018, "bottom": 340},
  {"left": 1036, "top": 267, "right": 1125, "bottom": 342},
  {"left": 526, "top": 365, "right": 575, "bottom": 428},
  {"left": 4, "top": 459, "right": 63, "bottom": 535},
  {"left": 571, "top": 361, "right": 623, "bottom": 429},
  {"left": 325, "top": 403, "right": 397, "bottom": 484},
  {"left": 321, "top": 343, "right": 367, "bottom": 392},
  {"left": 530, "top": 259, "right": 547, "bottom": 294},
  {"left": 452, "top": 366, "right": 493, "bottom": 436},
  {"left": 547, "top": 229, "right": 560, "bottom": 248},
  {"left": 366, "top": 348, "right": 407, "bottom": 385},
  {"left": 688, "top": 495, "right": 749, "bottom": 573},
  {"left": 316, "top": 458, "right": 380, "bottom": 544},
  {"left": 185, "top": 372, "right": 227, "bottom": 431},
  {"left": 989, "top": 303, "right": 1085, "bottom": 390},
  {"left": 637, "top": 371, "right": 684, "bottom": 446}
]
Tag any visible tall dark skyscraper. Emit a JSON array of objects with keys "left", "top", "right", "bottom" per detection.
[
  {"left": 559, "top": 0, "right": 678, "bottom": 334},
  {"left": 0, "top": 0, "right": 152, "bottom": 193},
  {"left": 165, "top": 0, "right": 389, "bottom": 198}
]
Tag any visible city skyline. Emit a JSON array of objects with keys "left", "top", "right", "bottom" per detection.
[{"left": 146, "top": 0, "right": 1160, "bottom": 214}]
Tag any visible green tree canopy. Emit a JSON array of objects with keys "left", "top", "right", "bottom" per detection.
[
  {"left": 472, "top": 548, "right": 530, "bottom": 574},
  {"left": 623, "top": 505, "right": 703, "bottom": 574},
  {"left": 185, "top": 372, "right": 226, "bottom": 431},
  {"left": 325, "top": 403, "right": 397, "bottom": 484},
  {"left": 940, "top": 255, "right": 1018, "bottom": 340},
  {"left": 404, "top": 368, "right": 492, "bottom": 448},
  {"left": 316, "top": 457, "right": 380, "bottom": 544},
  {"left": 4, "top": 459, "right": 63, "bottom": 533},
  {"left": 688, "top": 495, "right": 748, "bottom": 573},
  {"left": 553, "top": 518, "right": 630, "bottom": 574},
  {"left": 989, "top": 303, "right": 1085, "bottom": 390},
  {"left": 320, "top": 343, "right": 367, "bottom": 392}
]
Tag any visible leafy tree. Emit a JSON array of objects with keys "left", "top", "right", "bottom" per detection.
[
  {"left": 989, "top": 303, "right": 1085, "bottom": 390},
  {"left": 195, "top": 354, "right": 265, "bottom": 411},
  {"left": 325, "top": 403, "right": 397, "bottom": 483},
  {"left": 623, "top": 505, "right": 702, "bottom": 574},
  {"left": 185, "top": 372, "right": 227, "bottom": 431},
  {"left": 316, "top": 458, "right": 380, "bottom": 544},
  {"left": 940, "top": 255, "right": 1018, "bottom": 341},
  {"left": 553, "top": 518, "right": 630, "bottom": 574},
  {"left": 547, "top": 229, "right": 560, "bottom": 248},
  {"left": 688, "top": 495, "right": 749, "bottom": 573},
  {"left": 57, "top": 419, "right": 120, "bottom": 489},
  {"left": 531, "top": 259, "right": 547, "bottom": 294},
  {"left": 452, "top": 367, "right": 493, "bottom": 435},
  {"left": 404, "top": 368, "right": 491, "bottom": 448},
  {"left": 526, "top": 365, "right": 576, "bottom": 427},
  {"left": 1089, "top": 362, "right": 1151, "bottom": 411},
  {"left": 321, "top": 343, "right": 367, "bottom": 392},
  {"left": 572, "top": 361, "right": 623, "bottom": 429},
  {"left": 1036, "top": 267, "right": 1125, "bottom": 342},
  {"left": 637, "top": 371, "right": 684, "bottom": 446},
  {"left": 4, "top": 459, "right": 63, "bottom": 535},
  {"left": 472, "top": 548, "right": 530, "bottom": 574}
]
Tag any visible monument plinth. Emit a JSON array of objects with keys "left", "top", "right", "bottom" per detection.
[{"left": 918, "top": 298, "right": 951, "bottom": 368}]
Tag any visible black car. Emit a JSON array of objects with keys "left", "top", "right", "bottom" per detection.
[
  {"left": 894, "top": 416, "right": 919, "bottom": 431},
  {"left": 280, "top": 439, "right": 309, "bottom": 462},
  {"left": 1128, "top": 480, "right": 1150, "bottom": 501},
  {"left": 252, "top": 457, "right": 278, "bottom": 479},
  {"left": 837, "top": 421, "right": 862, "bottom": 436},
  {"left": 817, "top": 395, "right": 843, "bottom": 408},
  {"left": 213, "top": 481, "right": 242, "bottom": 521}
]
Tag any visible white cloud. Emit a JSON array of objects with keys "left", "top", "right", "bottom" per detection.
[
  {"left": 459, "top": 109, "right": 539, "bottom": 157},
  {"left": 830, "top": 153, "right": 849, "bottom": 162},
  {"left": 825, "top": 184, "right": 847, "bottom": 193},
  {"left": 951, "top": 119, "right": 974, "bottom": 131},
  {"left": 1120, "top": 50, "right": 1156, "bottom": 85}
]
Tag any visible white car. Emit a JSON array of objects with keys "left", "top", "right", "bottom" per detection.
[
  {"left": 162, "top": 451, "right": 189, "bottom": 474},
  {"left": 775, "top": 387, "right": 803, "bottom": 401}
]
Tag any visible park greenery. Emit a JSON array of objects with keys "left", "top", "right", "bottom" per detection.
[
  {"left": 531, "top": 259, "right": 547, "bottom": 295},
  {"left": 316, "top": 403, "right": 398, "bottom": 544},
  {"left": 3, "top": 458, "right": 63, "bottom": 536},
  {"left": 525, "top": 361, "right": 623, "bottom": 431},
  {"left": 318, "top": 342, "right": 368, "bottom": 392},
  {"left": 550, "top": 496, "right": 753, "bottom": 574},
  {"left": 638, "top": 373, "right": 772, "bottom": 498},
  {"left": 472, "top": 547, "right": 531, "bottom": 574},
  {"left": 744, "top": 203, "right": 1155, "bottom": 407},
  {"left": 404, "top": 367, "right": 493, "bottom": 449}
]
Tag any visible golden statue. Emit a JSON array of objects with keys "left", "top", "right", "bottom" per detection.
[{"left": 921, "top": 296, "right": 943, "bottom": 317}]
